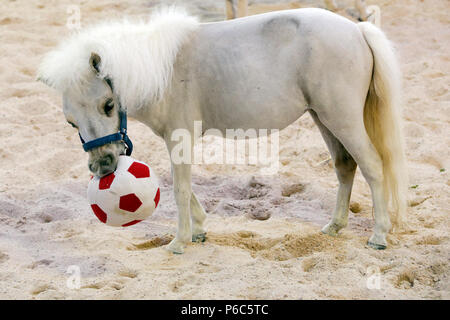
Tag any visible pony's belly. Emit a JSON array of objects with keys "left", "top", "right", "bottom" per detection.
[{"left": 202, "top": 100, "right": 307, "bottom": 133}]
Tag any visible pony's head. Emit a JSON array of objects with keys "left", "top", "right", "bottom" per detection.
[
  {"left": 38, "top": 51, "right": 125, "bottom": 177},
  {"left": 37, "top": 8, "right": 199, "bottom": 176}
]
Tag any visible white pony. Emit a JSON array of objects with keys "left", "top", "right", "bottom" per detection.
[{"left": 38, "top": 7, "right": 407, "bottom": 253}]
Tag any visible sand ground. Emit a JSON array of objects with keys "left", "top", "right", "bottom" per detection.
[{"left": 0, "top": 0, "right": 448, "bottom": 299}]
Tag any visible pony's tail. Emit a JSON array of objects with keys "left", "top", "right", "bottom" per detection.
[{"left": 358, "top": 22, "right": 408, "bottom": 231}]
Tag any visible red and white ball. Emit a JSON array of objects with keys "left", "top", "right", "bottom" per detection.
[{"left": 87, "top": 155, "right": 160, "bottom": 227}]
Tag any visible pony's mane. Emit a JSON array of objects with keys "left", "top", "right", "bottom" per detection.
[{"left": 38, "top": 7, "right": 199, "bottom": 109}]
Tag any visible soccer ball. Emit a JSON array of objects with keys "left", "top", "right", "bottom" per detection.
[{"left": 87, "top": 155, "right": 160, "bottom": 227}]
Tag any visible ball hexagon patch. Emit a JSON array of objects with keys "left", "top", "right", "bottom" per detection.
[
  {"left": 121, "top": 220, "right": 142, "bottom": 227},
  {"left": 90, "top": 204, "right": 107, "bottom": 223},
  {"left": 119, "top": 193, "right": 143, "bottom": 212},
  {"left": 99, "top": 173, "right": 115, "bottom": 190},
  {"left": 127, "top": 162, "right": 150, "bottom": 178},
  {"left": 154, "top": 188, "right": 160, "bottom": 208}
]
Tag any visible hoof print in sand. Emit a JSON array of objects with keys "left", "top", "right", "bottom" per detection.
[{"left": 128, "top": 234, "right": 174, "bottom": 250}]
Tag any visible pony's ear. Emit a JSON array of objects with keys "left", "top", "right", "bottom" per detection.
[{"left": 89, "top": 52, "right": 101, "bottom": 75}]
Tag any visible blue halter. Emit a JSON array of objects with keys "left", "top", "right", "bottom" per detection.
[{"left": 78, "top": 108, "right": 133, "bottom": 156}]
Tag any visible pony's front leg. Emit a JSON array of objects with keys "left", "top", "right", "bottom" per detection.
[
  {"left": 167, "top": 162, "right": 192, "bottom": 254},
  {"left": 191, "top": 192, "right": 207, "bottom": 242}
]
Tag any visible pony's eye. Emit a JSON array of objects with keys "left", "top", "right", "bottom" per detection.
[
  {"left": 104, "top": 98, "right": 114, "bottom": 116},
  {"left": 68, "top": 121, "right": 77, "bottom": 129}
]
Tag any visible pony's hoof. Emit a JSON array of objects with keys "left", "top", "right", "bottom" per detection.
[
  {"left": 367, "top": 241, "right": 387, "bottom": 250},
  {"left": 192, "top": 232, "right": 207, "bottom": 243},
  {"left": 321, "top": 222, "right": 342, "bottom": 236},
  {"left": 165, "top": 239, "right": 185, "bottom": 254},
  {"left": 368, "top": 233, "right": 387, "bottom": 250}
]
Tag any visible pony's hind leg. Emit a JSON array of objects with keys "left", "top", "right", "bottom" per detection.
[
  {"left": 191, "top": 192, "right": 207, "bottom": 242},
  {"left": 316, "top": 109, "right": 391, "bottom": 249},
  {"left": 309, "top": 110, "right": 357, "bottom": 236}
]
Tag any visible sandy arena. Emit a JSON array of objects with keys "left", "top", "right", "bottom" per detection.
[{"left": 0, "top": 0, "right": 448, "bottom": 299}]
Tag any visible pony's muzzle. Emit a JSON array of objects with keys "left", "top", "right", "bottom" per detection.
[{"left": 88, "top": 151, "right": 118, "bottom": 177}]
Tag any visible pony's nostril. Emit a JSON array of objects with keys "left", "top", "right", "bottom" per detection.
[
  {"left": 99, "top": 154, "right": 113, "bottom": 167},
  {"left": 89, "top": 154, "right": 116, "bottom": 177}
]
